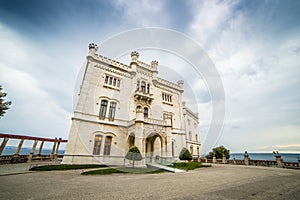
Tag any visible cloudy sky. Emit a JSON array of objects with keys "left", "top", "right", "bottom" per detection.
[{"left": 0, "top": 0, "right": 299, "bottom": 153}]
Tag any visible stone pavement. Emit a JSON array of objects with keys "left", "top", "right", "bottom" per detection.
[
  {"left": 1, "top": 163, "right": 300, "bottom": 199},
  {"left": 0, "top": 161, "right": 61, "bottom": 176}
]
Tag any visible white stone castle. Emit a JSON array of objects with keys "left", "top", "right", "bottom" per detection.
[{"left": 62, "top": 43, "right": 201, "bottom": 165}]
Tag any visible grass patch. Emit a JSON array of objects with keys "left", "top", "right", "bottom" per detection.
[
  {"left": 30, "top": 164, "right": 108, "bottom": 171},
  {"left": 169, "top": 162, "right": 211, "bottom": 170},
  {"left": 82, "top": 167, "right": 164, "bottom": 175}
]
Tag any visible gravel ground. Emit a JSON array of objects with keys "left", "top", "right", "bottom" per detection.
[{"left": 1, "top": 164, "right": 300, "bottom": 200}]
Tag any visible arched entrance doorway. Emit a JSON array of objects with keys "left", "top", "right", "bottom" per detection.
[
  {"left": 145, "top": 133, "right": 163, "bottom": 163},
  {"left": 127, "top": 133, "right": 135, "bottom": 149}
]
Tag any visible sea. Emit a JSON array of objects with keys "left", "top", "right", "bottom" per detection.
[
  {"left": 1, "top": 146, "right": 300, "bottom": 163},
  {"left": 1, "top": 146, "right": 65, "bottom": 155},
  {"left": 230, "top": 153, "right": 300, "bottom": 163}
]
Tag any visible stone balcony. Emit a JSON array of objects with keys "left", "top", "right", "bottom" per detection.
[
  {"left": 127, "top": 118, "right": 167, "bottom": 126},
  {"left": 134, "top": 90, "right": 154, "bottom": 104}
]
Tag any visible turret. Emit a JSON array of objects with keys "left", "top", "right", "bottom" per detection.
[
  {"left": 88, "top": 43, "right": 98, "bottom": 55},
  {"left": 151, "top": 60, "right": 159, "bottom": 82},
  {"left": 131, "top": 51, "right": 139, "bottom": 63},
  {"left": 177, "top": 80, "right": 184, "bottom": 89},
  {"left": 130, "top": 51, "right": 139, "bottom": 74}
]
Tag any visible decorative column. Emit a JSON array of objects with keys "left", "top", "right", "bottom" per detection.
[
  {"left": 14, "top": 139, "right": 24, "bottom": 155},
  {"left": 274, "top": 151, "right": 283, "bottom": 168},
  {"left": 37, "top": 141, "right": 44, "bottom": 156},
  {"left": 222, "top": 153, "right": 227, "bottom": 164},
  {"left": 244, "top": 151, "right": 249, "bottom": 165},
  {"left": 28, "top": 140, "right": 38, "bottom": 162},
  {"left": 50, "top": 139, "right": 57, "bottom": 160},
  {"left": 0, "top": 138, "right": 9, "bottom": 155},
  {"left": 54, "top": 138, "right": 61, "bottom": 160},
  {"left": 212, "top": 153, "right": 216, "bottom": 163}
]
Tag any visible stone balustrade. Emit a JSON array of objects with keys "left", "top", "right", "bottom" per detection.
[
  {"left": 144, "top": 118, "right": 167, "bottom": 126},
  {"left": 200, "top": 151, "right": 300, "bottom": 169},
  {"left": 0, "top": 133, "right": 67, "bottom": 164}
]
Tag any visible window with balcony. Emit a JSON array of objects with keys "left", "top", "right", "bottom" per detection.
[{"left": 141, "top": 81, "right": 146, "bottom": 92}]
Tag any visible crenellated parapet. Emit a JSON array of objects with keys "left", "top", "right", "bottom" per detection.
[{"left": 157, "top": 77, "right": 184, "bottom": 92}]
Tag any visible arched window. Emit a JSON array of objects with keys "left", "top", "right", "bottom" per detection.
[
  {"left": 99, "top": 100, "right": 108, "bottom": 118},
  {"left": 141, "top": 81, "right": 146, "bottom": 92},
  {"left": 147, "top": 84, "right": 150, "bottom": 93},
  {"left": 136, "top": 80, "right": 140, "bottom": 91},
  {"left": 197, "top": 146, "right": 200, "bottom": 156},
  {"left": 136, "top": 106, "right": 142, "bottom": 112},
  {"left": 104, "top": 136, "right": 112, "bottom": 155},
  {"left": 108, "top": 102, "right": 116, "bottom": 120},
  {"left": 172, "top": 141, "right": 175, "bottom": 157},
  {"left": 195, "top": 134, "right": 198, "bottom": 142},
  {"left": 93, "top": 135, "right": 102, "bottom": 155},
  {"left": 190, "top": 145, "right": 193, "bottom": 155},
  {"left": 144, "top": 107, "right": 148, "bottom": 118},
  {"left": 129, "top": 134, "right": 135, "bottom": 148}
]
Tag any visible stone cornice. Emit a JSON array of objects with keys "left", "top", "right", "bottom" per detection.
[{"left": 184, "top": 106, "right": 199, "bottom": 121}]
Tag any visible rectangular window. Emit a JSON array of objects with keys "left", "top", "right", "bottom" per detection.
[
  {"left": 99, "top": 100, "right": 108, "bottom": 118},
  {"left": 162, "top": 93, "right": 172, "bottom": 103},
  {"left": 104, "top": 136, "right": 112, "bottom": 155},
  {"left": 104, "top": 75, "right": 120, "bottom": 88},
  {"left": 93, "top": 135, "right": 102, "bottom": 155},
  {"left": 108, "top": 102, "right": 116, "bottom": 120}
]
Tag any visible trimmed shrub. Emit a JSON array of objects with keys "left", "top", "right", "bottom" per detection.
[
  {"left": 125, "top": 146, "right": 142, "bottom": 168},
  {"left": 179, "top": 147, "right": 192, "bottom": 161}
]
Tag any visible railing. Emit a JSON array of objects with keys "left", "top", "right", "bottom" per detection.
[
  {"left": 200, "top": 157, "right": 300, "bottom": 169},
  {"left": 249, "top": 160, "right": 277, "bottom": 167},
  {"left": 0, "top": 133, "right": 67, "bottom": 164}
]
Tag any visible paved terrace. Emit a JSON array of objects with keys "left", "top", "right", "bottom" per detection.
[{"left": 1, "top": 163, "right": 300, "bottom": 199}]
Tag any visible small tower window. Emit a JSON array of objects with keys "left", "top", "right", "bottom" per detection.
[
  {"left": 141, "top": 81, "right": 146, "bottom": 92},
  {"left": 144, "top": 107, "right": 149, "bottom": 118},
  {"left": 137, "top": 80, "right": 140, "bottom": 91},
  {"left": 147, "top": 84, "right": 150, "bottom": 93}
]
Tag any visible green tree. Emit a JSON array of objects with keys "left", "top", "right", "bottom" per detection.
[
  {"left": 179, "top": 147, "right": 192, "bottom": 161},
  {"left": 125, "top": 146, "right": 142, "bottom": 168},
  {"left": 0, "top": 85, "right": 12, "bottom": 119},
  {"left": 207, "top": 146, "right": 230, "bottom": 159}
]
